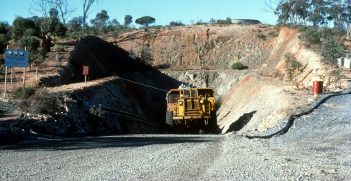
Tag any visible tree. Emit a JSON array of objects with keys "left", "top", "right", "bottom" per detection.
[
  {"left": 49, "top": 7, "right": 59, "bottom": 18},
  {"left": 327, "top": 0, "right": 346, "bottom": 29},
  {"left": 196, "top": 20, "right": 205, "bottom": 25},
  {"left": 82, "top": 0, "right": 97, "bottom": 28},
  {"left": 169, "top": 21, "right": 184, "bottom": 26},
  {"left": 91, "top": 10, "right": 109, "bottom": 33},
  {"left": 0, "top": 22, "right": 10, "bottom": 54},
  {"left": 50, "top": 0, "right": 75, "bottom": 24},
  {"left": 124, "top": 15, "right": 133, "bottom": 27},
  {"left": 209, "top": 18, "right": 216, "bottom": 24},
  {"left": 32, "top": 8, "right": 66, "bottom": 52},
  {"left": 106, "top": 19, "right": 121, "bottom": 32},
  {"left": 10, "top": 17, "right": 39, "bottom": 41},
  {"left": 275, "top": 0, "right": 293, "bottom": 24},
  {"left": 225, "top": 17, "right": 232, "bottom": 24},
  {"left": 135, "top": 16, "right": 155, "bottom": 27},
  {"left": 216, "top": 18, "right": 231, "bottom": 24},
  {"left": 0, "top": 34, "right": 9, "bottom": 55},
  {"left": 31, "top": 0, "right": 52, "bottom": 18},
  {"left": 0, "top": 22, "right": 10, "bottom": 34},
  {"left": 294, "top": 0, "right": 310, "bottom": 25},
  {"left": 345, "top": 0, "right": 351, "bottom": 36},
  {"left": 31, "top": 0, "right": 75, "bottom": 24},
  {"left": 308, "top": 0, "right": 328, "bottom": 26},
  {"left": 68, "top": 16, "right": 83, "bottom": 32},
  {"left": 321, "top": 37, "right": 345, "bottom": 65},
  {"left": 19, "top": 36, "right": 40, "bottom": 51}
]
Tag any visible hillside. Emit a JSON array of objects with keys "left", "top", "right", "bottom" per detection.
[
  {"left": 1, "top": 24, "right": 349, "bottom": 137},
  {"left": 108, "top": 24, "right": 346, "bottom": 133}
]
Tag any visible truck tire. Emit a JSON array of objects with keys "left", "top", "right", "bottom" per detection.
[
  {"left": 209, "top": 112, "right": 219, "bottom": 134},
  {"left": 166, "top": 111, "right": 174, "bottom": 126}
]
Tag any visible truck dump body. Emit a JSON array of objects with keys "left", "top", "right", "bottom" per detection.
[{"left": 166, "top": 88, "right": 216, "bottom": 132}]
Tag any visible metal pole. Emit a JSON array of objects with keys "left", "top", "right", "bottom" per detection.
[
  {"left": 10, "top": 68, "right": 13, "bottom": 85},
  {"left": 85, "top": 75, "right": 87, "bottom": 83},
  {"left": 23, "top": 67, "right": 26, "bottom": 88},
  {"left": 3, "top": 66, "right": 7, "bottom": 98},
  {"left": 35, "top": 67, "right": 38, "bottom": 84}
]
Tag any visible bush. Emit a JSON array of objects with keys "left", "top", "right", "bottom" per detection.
[
  {"left": 299, "top": 26, "right": 336, "bottom": 45},
  {"left": 284, "top": 53, "right": 303, "bottom": 81},
  {"left": 19, "top": 36, "right": 40, "bottom": 51},
  {"left": 268, "top": 30, "right": 279, "bottom": 37},
  {"left": 321, "top": 37, "right": 345, "bottom": 65},
  {"left": 231, "top": 62, "right": 248, "bottom": 70},
  {"left": 257, "top": 33, "right": 266, "bottom": 40},
  {"left": 55, "top": 45, "right": 64, "bottom": 53},
  {"left": 13, "top": 87, "right": 35, "bottom": 99},
  {"left": 19, "top": 90, "right": 64, "bottom": 114},
  {"left": 0, "top": 34, "right": 9, "bottom": 54},
  {"left": 328, "top": 68, "right": 343, "bottom": 89},
  {"left": 141, "top": 46, "right": 152, "bottom": 64},
  {"left": 169, "top": 21, "right": 184, "bottom": 27},
  {"left": 304, "top": 27, "right": 322, "bottom": 44}
]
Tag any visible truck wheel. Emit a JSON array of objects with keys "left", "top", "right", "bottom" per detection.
[
  {"left": 166, "top": 111, "right": 173, "bottom": 126},
  {"left": 209, "top": 112, "right": 219, "bottom": 134}
]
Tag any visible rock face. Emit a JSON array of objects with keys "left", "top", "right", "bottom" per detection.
[{"left": 114, "top": 24, "right": 278, "bottom": 70}]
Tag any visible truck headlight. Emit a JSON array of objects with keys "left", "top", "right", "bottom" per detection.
[
  {"left": 199, "top": 99, "right": 204, "bottom": 104},
  {"left": 178, "top": 101, "right": 183, "bottom": 105}
]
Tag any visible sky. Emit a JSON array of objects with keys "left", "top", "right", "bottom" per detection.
[{"left": 0, "top": 0, "right": 278, "bottom": 26}]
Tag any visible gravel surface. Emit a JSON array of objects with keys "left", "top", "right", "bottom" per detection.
[{"left": 1, "top": 93, "right": 350, "bottom": 180}]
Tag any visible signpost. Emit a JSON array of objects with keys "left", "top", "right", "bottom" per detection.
[
  {"left": 82, "top": 65, "right": 89, "bottom": 83},
  {"left": 3, "top": 49, "right": 29, "bottom": 98}
]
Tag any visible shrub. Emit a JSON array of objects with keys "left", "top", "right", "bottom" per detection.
[
  {"left": 304, "top": 27, "right": 322, "bottom": 44},
  {"left": 321, "top": 37, "right": 345, "bottom": 65},
  {"left": 268, "top": 30, "right": 279, "bottom": 37},
  {"left": 19, "top": 90, "right": 64, "bottom": 114},
  {"left": 169, "top": 21, "right": 184, "bottom": 27},
  {"left": 257, "top": 33, "right": 266, "bottom": 40},
  {"left": 13, "top": 87, "right": 35, "bottom": 99},
  {"left": 299, "top": 26, "right": 336, "bottom": 45},
  {"left": 19, "top": 36, "right": 40, "bottom": 51},
  {"left": 140, "top": 46, "right": 152, "bottom": 64},
  {"left": 55, "top": 45, "right": 64, "bottom": 53},
  {"left": 231, "top": 62, "right": 248, "bottom": 70},
  {"left": 284, "top": 53, "right": 303, "bottom": 81},
  {"left": 328, "top": 68, "right": 343, "bottom": 89},
  {"left": 0, "top": 34, "right": 9, "bottom": 54}
]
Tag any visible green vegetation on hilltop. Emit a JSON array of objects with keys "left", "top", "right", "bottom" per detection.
[
  {"left": 274, "top": 0, "right": 351, "bottom": 28},
  {"left": 273, "top": 0, "right": 349, "bottom": 66}
]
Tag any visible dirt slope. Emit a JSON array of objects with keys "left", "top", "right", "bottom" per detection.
[{"left": 108, "top": 25, "right": 344, "bottom": 133}]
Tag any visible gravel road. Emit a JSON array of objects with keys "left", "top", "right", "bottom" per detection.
[{"left": 1, "top": 93, "right": 350, "bottom": 180}]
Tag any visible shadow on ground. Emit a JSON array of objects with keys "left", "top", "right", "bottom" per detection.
[{"left": 1, "top": 135, "right": 218, "bottom": 151}]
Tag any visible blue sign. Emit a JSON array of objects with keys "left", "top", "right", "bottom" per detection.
[{"left": 5, "top": 49, "right": 29, "bottom": 67}]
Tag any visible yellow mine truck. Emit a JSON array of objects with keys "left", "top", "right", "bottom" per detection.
[{"left": 166, "top": 86, "right": 216, "bottom": 133}]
